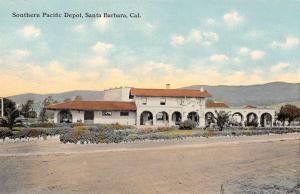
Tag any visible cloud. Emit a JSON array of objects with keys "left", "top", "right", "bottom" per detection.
[
  {"left": 271, "top": 36, "right": 299, "bottom": 49},
  {"left": 171, "top": 29, "right": 219, "bottom": 46},
  {"left": 209, "top": 54, "right": 229, "bottom": 62},
  {"left": 72, "top": 24, "right": 85, "bottom": 32},
  {"left": 238, "top": 47, "right": 266, "bottom": 60},
  {"left": 11, "top": 49, "right": 30, "bottom": 58},
  {"left": 20, "top": 25, "right": 41, "bottom": 38},
  {"left": 92, "top": 41, "right": 113, "bottom": 53},
  {"left": 187, "top": 29, "right": 201, "bottom": 43},
  {"left": 270, "top": 62, "right": 289, "bottom": 72},
  {"left": 206, "top": 18, "right": 217, "bottom": 26},
  {"left": 239, "top": 47, "right": 249, "bottom": 55},
  {"left": 223, "top": 10, "right": 243, "bottom": 26},
  {"left": 170, "top": 35, "right": 185, "bottom": 46},
  {"left": 202, "top": 32, "right": 219, "bottom": 45},
  {"left": 250, "top": 50, "right": 265, "bottom": 60},
  {"left": 93, "top": 18, "right": 109, "bottom": 30}
]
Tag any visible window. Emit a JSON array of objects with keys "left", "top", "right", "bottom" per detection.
[
  {"left": 120, "top": 111, "right": 129, "bottom": 116},
  {"left": 102, "top": 111, "right": 112, "bottom": 116},
  {"left": 142, "top": 97, "right": 147, "bottom": 105},
  {"left": 160, "top": 97, "right": 166, "bottom": 105}
]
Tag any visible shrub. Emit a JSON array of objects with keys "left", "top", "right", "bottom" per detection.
[
  {"left": 179, "top": 120, "right": 197, "bottom": 130},
  {"left": 104, "top": 130, "right": 127, "bottom": 143},
  {"left": 28, "top": 122, "right": 56, "bottom": 128},
  {"left": 157, "top": 127, "right": 174, "bottom": 132},
  {"left": 202, "top": 130, "right": 218, "bottom": 138},
  {"left": 60, "top": 128, "right": 78, "bottom": 143},
  {"left": 73, "top": 126, "right": 89, "bottom": 140},
  {"left": 0, "top": 128, "right": 13, "bottom": 139},
  {"left": 79, "top": 131, "right": 100, "bottom": 144},
  {"left": 128, "top": 133, "right": 139, "bottom": 141},
  {"left": 70, "top": 123, "right": 85, "bottom": 128},
  {"left": 14, "top": 128, "right": 47, "bottom": 138},
  {"left": 46, "top": 128, "right": 66, "bottom": 136},
  {"left": 137, "top": 128, "right": 156, "bottom": 134}
]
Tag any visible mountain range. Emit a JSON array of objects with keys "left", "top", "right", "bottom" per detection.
[{"left": 6, "top": 82, "right": 300, "bottom": 108}]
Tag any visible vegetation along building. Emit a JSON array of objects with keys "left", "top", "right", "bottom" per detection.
[{"left": 47, "top": 87, "right": 275, "bottom": 127}]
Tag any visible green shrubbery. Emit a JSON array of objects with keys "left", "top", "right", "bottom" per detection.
[
  {"left": 0, "top": 128, "right": 47, "bottom": 139},
  {"left": 1, "top": 125, "right": 300, "bottom": 143},
  {"left": 179, "top": 120, "right": 197, "bottom": 130}
]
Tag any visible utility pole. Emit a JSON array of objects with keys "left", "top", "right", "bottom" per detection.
[{"left": 1, "top": 97, "right": 3, "bottom": 118}]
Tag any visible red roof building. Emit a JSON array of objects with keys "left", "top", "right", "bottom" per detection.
[
  {"left": 130, "top": 88, "right": 211, "bottom": 98},
  {"left": 47, "top": 101, "right": 136, "bottom": 111},
  {"left": 206, "top": 102, "right": 229, "bottom": 108}
]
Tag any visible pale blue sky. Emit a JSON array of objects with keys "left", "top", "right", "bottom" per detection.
[{"left": 0, "top": 0, "right": 299, "bottom": 96}]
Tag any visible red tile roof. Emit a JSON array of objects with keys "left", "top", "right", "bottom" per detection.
[
  {"left": 130, "top": 88, "right": 211, "bottom": 98},
  {"left": 206, "top": 102, "right": 229, "bottom": 108},
  {"left": 47, "top": 101, "right": 136, "bottom": 111},
  {"left": 244, "top": 105, "right": 257, "bottom": 108}
]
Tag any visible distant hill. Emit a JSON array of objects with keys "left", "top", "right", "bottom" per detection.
[
  {"left": 267, "top": 100, "right": 300, "bottom": 110},
  {"left": 182, "top": 82, "right": 300, "bottom": 107},
  {"left": 6, "top": 82, "right": 300, "bottom": 107},
  {"left": 7, "top": 90, "right": 104, "bottom": 104}
]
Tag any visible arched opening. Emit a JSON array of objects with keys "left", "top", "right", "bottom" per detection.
[
  {"left": 246, "top": 112, "right": 258, "bottom": 127},
  {"left": 187, "top": 112, "right": 199, "bottom": 125},
  {"left": 58, "top": 110, "right": 72, "bottom": 123},
  {"left": 260, "top": 113, "right": 272, "bottom": 127},
  {"left": 205, "top": 112, "right": 215, "bottom": 127},
  {"left": 172, "top": 111, "right": 182, "bottom": 125},
  {"left": 84, "top": 111, "right": 94, "bottom": 124},
  {"left": 156, "top": 111, "right": 169, "bottom": 125},
  {"left": 231, "top": 112, "right": 243, "bottom": 126},
  {"left": 140, "top": 111, "right": 153, "bottom": 125}
]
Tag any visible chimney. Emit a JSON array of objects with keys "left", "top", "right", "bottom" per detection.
[
  {"left": 200, "top": 87, "right": 204, "bottom": 92},
  {"left": 166, "top": 84, "right": 170, "bottom": 89}
]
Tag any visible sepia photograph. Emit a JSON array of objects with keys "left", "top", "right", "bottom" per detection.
[{"left": 0, "top": 0, "right": 300, "bottom": 193}]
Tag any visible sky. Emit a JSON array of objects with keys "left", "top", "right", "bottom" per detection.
[{"left": 0, "top": 0, "right": 300, "bottom": 96}]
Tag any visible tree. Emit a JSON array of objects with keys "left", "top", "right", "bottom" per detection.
[
  {"left": 213, "top": 111, "right": 231, "bottom": 131},
  {"left": 277, "top": 104, "right": 299, "bottom": 126},
  {"left": 39, "top": 96, "right": 57, "bottom": 122},
  {"left": 21, "top": 99, "right": 37, "bottom": 118},
  {"left": 64, "top": 98, "right": 71, "bottom": 102},
  {"left": 74, "top": 96, "right": 82, "bottom": 101},
  {"left": 0, "top": 98, "right": 20, "bottom": 130}
]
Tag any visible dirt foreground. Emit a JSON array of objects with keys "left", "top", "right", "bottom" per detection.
[{"left": 0, "top": 134, "right": 299, "bottom": 194}]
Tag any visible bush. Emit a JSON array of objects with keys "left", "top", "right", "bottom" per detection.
[
  {"left": 28, "top": 122, "right": 56, "bottom": 128},
  {"left": 46, "top": 128, "right": 66, "bottom": 136},
  {"left": 128, "top": 133, "right": 139, "bottom": 141},
  {"left": 137, "top": 128, "right": 156, "bottom": 134},
  {"left": 0, "top": 128, "right": 13, "bottom": 139},
  {"left": 157, "top": 127, "right": 174, "bottom": 132},
  {"left": 13, "top": 128, "right": 47, "bottom": 138},
  {"left": 179, "top": 120, "right": 197, "bottom": 130},
  {"left": 70, "top": 122, "right": 85, "bottom": 128},
  {"left": 104, "top": 130, "right": 127, "bottom": 143},
  {"left": 79, "top": 131, "right": 100, "bottom": 144},
  {"left": 60, "top": 128, "right": 78, "bottom": 143}
]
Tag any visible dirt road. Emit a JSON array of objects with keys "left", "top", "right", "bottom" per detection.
[{"left": 0, "top": 134, "right": 299, "bottom": 194}]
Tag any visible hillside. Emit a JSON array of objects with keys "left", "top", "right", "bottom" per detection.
[
  {"left": 6, "top": 82, "right": 300, "bottom": 107},
  {"left": 182, "top": 82, "right": 300, "bottom": 107}
]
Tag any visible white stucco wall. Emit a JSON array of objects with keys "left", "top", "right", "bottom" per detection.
[
  {"left": 204, "top": 107, "right": 275, "bottom": 127},
  {"left": 103, "top": 87, "right": 132, "bottom": 102},
  {"left": 135, "top": 96, "right": 207, "bottom": 127},
  {"left": 53, "top": 110, "right": 136, "bottom": 125},
  {"left": 93, "top": 110, "right": 136, "bottom": 125}
]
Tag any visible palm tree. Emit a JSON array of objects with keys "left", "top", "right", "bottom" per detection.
[
  {"left": 214, "top": 111, "right": 231, "bottom": 131},
  {"left": 0, "top": 98, "right": 20, "bottom": 130}
]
